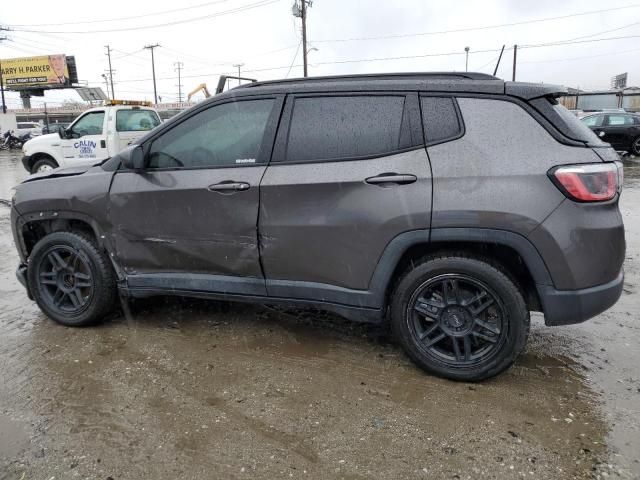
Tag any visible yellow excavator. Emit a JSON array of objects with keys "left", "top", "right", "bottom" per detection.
[
  {"left": 186, "top": 76, "right": 258, "bottom": 102},
  {"left": 186, "top": 83, "right": 211, "bottom": 102}
]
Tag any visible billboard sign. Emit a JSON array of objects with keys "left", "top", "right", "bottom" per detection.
[
  {"left": 1, "top": 54, "right": 72, "bottom": 88},
  {"left": 611, "top": 72, "right": 628, "bottom": 89}
]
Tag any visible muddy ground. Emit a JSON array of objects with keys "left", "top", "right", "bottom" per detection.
[{"left": 0, "top": 151, "right": 638, "bottom": 480}]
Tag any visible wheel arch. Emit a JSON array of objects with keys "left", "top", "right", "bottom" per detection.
[
  {"left": 372, "top": 228, "right": 552, "bottom": 312},
  {"left": 26, "top": 152, "right": 59, "bottom": 172},
  {"left": 17, "top": 211, "right": 121, "bottom": 278}
]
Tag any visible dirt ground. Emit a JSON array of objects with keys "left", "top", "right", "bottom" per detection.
[{"left": 0, "top": 151, "right": 638, "bottom": 480}]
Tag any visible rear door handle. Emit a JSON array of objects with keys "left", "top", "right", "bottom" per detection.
[
  {"left": 208, "top": 181, "right": 251, "bottom": 193},
  {"left": 365, "top": 173, "right": 417, "bottom": 186}
]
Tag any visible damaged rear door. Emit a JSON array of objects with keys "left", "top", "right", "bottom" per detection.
[{"left": 108, "top": 96, "right": 282, "bottom": 294}]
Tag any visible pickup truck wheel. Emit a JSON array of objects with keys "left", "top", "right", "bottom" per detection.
[
  {"left": 27, "top": 231, "right": 117, "bottom": 327},
  {"left": 31, "top": 158, "right": 58, "bottom": 174},
  {"left": 390, "top": 254, "right": 529, "bottom": 381}
]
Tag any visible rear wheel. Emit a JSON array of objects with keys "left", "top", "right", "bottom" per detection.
[
  {"left": 631, "top": 136, "right": 640, "bottom": 156},
  {"left": 31, "top": 157, "right": 58, "bottom": 174},
  {"left": 27, "top": 231, "right": 117, "bottom": 326},
  {"left": 390, "top": 254, "right": 529, "bottom": 381}
]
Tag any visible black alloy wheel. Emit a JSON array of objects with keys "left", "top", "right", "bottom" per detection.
[
  {"left": 408, "top": 274, "right": 506, "bottom": 366},
  {"left": 390, "top": 254, "right": 529, "bottom": 381},
  {"left": 27, "top": 231, "right": 117, "bottom": 326},
  {"left": 37, "top": 245, "right": 94, "bottom": 315}
]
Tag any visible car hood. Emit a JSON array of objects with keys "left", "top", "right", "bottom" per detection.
[
  {"left": 22, "top": 164, "right": 96, "bottom": 183},
  {"left": 23, "top": 132, "right": 59, "bottom": 149}
]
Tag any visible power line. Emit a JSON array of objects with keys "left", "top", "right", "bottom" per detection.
[
  {"left": 9, "top": 0, "right": 235, "bottom": 27},
  {"left": 11, "top": 0, "right": 280, "bottom": 34},
  {"left": 309, "top": 4, "right": 640, "bottom": 43},
  {"left": 105, "top": 32, "right": 640, "bottom": 85}
]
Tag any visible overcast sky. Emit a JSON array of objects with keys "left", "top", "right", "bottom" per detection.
[{"left": 1, "top": 0, "right": 639, "bottom": 108}]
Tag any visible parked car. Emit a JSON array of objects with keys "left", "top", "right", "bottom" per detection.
[
  {"left": 581, "top": 112, "right": 640, "bottom": 155},
  {"left": 15, "top": 122, "right": 42, "bottom": 137},
  {"left": 41, "top": 123, "right": 70, "bottom": 135},
  {"left": 10, "top": 72, "right": 625, "bottom": 381}
]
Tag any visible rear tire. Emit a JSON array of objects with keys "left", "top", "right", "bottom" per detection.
[
  {"left": 631, "top": 136, "right": 640, "bottom": 157},
  {"left": 27, "top": 231, "right": 117, "bottom": 327},
  {"left": 31, "top": 157, "right": 58, "bottom": 174},
  {"left": 390, "top": 254, "right": 529, "bottom": 381}
]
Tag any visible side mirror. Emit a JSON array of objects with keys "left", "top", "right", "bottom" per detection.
[
  {"left": 58, "top": 126, "right": 66, "bottom": 138},
  {"left": 122, "top": 145, "right": 146, "bottom": 171}
]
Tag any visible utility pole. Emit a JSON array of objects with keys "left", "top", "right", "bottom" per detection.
[
  {"left": 493, "top": 45, "right": 505, "bottom": 76},
  {"left": 174, "top": 61, "right": 184, "bottom": 103},
  {"left": 233, "top": 63, "right": 244, "bottom": 86},
  {"left": 144, "top": 44, "right": 160, "bottom": 104},
  {"left": 512, "top": 44, "right": 518, "bottom": 81},
  {"left": 104, "top": 45, "right": 115, "bottom": 100},
  {"left": 464, "top": 46, "right": 470, "bottom": 72},
  {"left": 0, "top": 29, "right": 9, "bottom": 113},
  {"left": 292, "top": 1, "right": 311, "bottom": 77}
]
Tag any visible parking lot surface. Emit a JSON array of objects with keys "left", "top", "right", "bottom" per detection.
[{"left": 0, "top": 151, "right": 638, "bottom": 479}]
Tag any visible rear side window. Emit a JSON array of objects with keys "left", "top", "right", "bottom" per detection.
[
  {"left": 285, "top": 95, "right": 408, "bottom": 162},
  {"left": 420, "top": 97, "right": 462, "bottom": 145},
  {"left": 116, "top": 109, "right": 161, "bottom": 132},
  {"left": 606, "top": 114, "right": 634, "bottom": 126}
]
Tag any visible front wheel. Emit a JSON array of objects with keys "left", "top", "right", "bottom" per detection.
[
  {"left": 27, "top": 231, "right": 117, "bottom": 326},
  {"left": 31, "top": 157, "right": 58, "bottom": 174},
  {"left": 390, "top": 254, "right": 529, "bottom": 381}
]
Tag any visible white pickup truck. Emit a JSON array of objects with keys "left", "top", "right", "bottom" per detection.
[{"left": 22, "top": 101, "right": 162, "bottom": 173}]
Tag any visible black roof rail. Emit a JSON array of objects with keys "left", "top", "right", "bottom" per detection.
[{"left": 238, "top": 72, "right": 500, "bottom": 90}]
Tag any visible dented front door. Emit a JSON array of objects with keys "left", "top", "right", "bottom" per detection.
[
  {"left": 107, "top": 97, "right": 280, "bottom": 281},
  {"left": 108, "top": 167, "right": 266, "bottom": 277}
]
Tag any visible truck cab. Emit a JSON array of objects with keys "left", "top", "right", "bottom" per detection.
[{"left": 22, "top": 101, "right": 161, "bottom": 174}]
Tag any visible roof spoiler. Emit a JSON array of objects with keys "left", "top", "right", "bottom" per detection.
[{"left": 504, "top": 81, "right": 567, "bottom": 100}]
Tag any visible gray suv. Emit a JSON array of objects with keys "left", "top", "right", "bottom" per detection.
[{"left": 11, "top": 73, "right": 625, "bottom": 381}]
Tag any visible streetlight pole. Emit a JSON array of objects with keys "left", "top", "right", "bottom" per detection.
[
  {"left": 233, "top": 63, "right": 244, "bottom": 86},
  {"left": 465, "top": 46, "right": 470, "bottom": 72}
]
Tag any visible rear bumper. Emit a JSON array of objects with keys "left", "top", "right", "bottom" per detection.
[{"left": 538, "top": 269, "right": 624, "bottom": 326}]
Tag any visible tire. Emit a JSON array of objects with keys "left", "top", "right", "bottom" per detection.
[
  {"left": 630, "top": 136, "right": 640, "bottom": 157},
  {"left": 27, "top": 231, "right": 117, "bottom": 327},
  {"left": 390, "top": 254, "right": 529, "bottom": 381},
  {"left": 31, "top": 157, "right": 58, "bottom": 174}
]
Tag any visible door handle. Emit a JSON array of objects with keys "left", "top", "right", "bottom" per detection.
[
  {"left": 208, "top": 181, "right": 251, "bottom": 193},
  {"left": 365, "top": 173, "right": 417, "bottom": 186}
]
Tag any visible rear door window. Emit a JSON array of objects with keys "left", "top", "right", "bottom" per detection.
[
  {"left": 116, "top": 109, "right": 161, "bottom": 132},
  {"left": 284, "top": 95, "right": 412, "bottom": 163},
  {"left": 606, "top": 114, "right": 634, "bottom": 126},
  {"left": 421, "top": 97, "right": 463, "bottom": 144}
]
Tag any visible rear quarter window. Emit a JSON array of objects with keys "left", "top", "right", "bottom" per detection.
[
  {"left": 116, "top": 109, "right": 161, "bottom": 132},
  {"left": 285, "top": 95, "right": 410, "bottom": 162},
  {"left": 420, "top": 97, "right": 463, "bottom": 144}
]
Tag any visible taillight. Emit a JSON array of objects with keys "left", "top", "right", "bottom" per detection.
[{"left": 548, "top": 163, "right": 619, "bottom": 202}]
